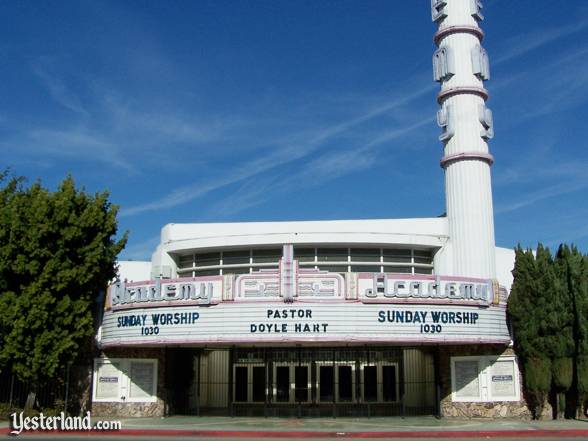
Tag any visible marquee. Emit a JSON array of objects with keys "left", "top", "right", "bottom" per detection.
[{"left": 100, "top": 269, "right": 509, "bottom": 347}]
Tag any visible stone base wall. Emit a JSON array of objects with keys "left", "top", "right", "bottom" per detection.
[
  {"left": 438, "top": 345, "right": 538, "bottom": 419},
  {"left": 91, "top": 347, "right": 167, "bottom": 418},
  {"left": 92, "top": 401, "right": 164, "bottom": 418},
  {"left": 440, "top": 400, "right": 530, "bottom": 418}
]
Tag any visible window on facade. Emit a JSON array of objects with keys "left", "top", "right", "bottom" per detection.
[
  {"left": 383, "top": 249, "right": 411, "bottom": 263},
  {"left": 351, "top": 265, "right": 381, "bottom": 273},
  {"left": 382, "top": 365, "right": 398, "bottom": 402},
  {"left": 223, "top": 267, "right": 251, "bottom": 275},
  {"left": 350, "top": 248, "right": 380, "bottom": 262},
  {"left": 252, "top": 249, "right": 281, "bottom": 263},
  {"left": 194, "top": 269, "right": 221, "bottom": 277},
  {"left": 178, "top": 254, "right": 194, "bottom": 269},
  {"left": 317, "top": 248, "right": 347, "bottom": 262},
  {"left": 414, "top": 249, "right": 433, "bottom": 264},
  {"left": 317, "top": 265, "right": 348, "bottom": 273},
  {"left": 294, "top": 366, "right": 309, "bottom": 402},
  {"left": 363, "top": 366, "right": 378, "bottom": 402},
  {"left": 195, "top": 252, "right": 220, "bottom": 267},
  {"left": 414, "top": 267, "right": 434, "bottom": 275},
  {"left": 180, "top": 247, "right": 435, "bottom": 277},
  {"left": 382, "top": 266, "right": 412, "bottom": 274},
  {"left": 194, "top": 252, "right": 220, "bottom": 266},
  {"left": 294, "top": 248, "right": 315, "bottom": 262},
  {"left": 276, "top": 366, "right": 290, "bottom": 402},
  {"left": 319, "top": 366, "right": 334, "bottom": 401},
  {"left": 222, "top": 250, "right": 250, "bottom": 265},
  {"left": 177, "top": 270, "right": 194, "bottom": 278}
]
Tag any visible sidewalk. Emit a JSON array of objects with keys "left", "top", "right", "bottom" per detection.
[{"left": 3, "top": 415, "right": 588, "bottom": 437}]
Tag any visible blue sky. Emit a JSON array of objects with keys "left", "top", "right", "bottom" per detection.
[{"left": 1, "top": 0, "right": 588, "bottom": 260}]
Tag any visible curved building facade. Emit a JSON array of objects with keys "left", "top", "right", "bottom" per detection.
[{"left": 93, "top": 1, "right": 529, "bottom": 419}]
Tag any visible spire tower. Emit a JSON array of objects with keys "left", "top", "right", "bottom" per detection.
[{"left": 432, "top": 0, "right": 496, "bottom": 279}]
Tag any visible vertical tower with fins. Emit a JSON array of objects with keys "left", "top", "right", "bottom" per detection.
[{"left": 432, "top": 0, "right": 496, "bottom": 279}]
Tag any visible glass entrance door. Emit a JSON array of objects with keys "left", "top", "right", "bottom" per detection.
[
  {"left": 316, "top": 362, "right": 355, "bottom": 403},
  {"left": 233, "top": 364, "right": 266, "bottom": 403},
  {"left": 273, "top": 363, "right": 311, "bottom": 403},
  {"left": 360, "top": 363, "right": 399, "bottom": 403}
]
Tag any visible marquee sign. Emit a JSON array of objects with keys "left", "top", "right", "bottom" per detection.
[
  {"left": 358, "top": 273, "right": 498, "bottom": 305},
  {"left": 108, "top": 269, "right": 498, "bottom": 311},
  {"left": 233, "top": 269, "right": 345, "bottom": 301},
  {"left": 101, "top": 266, "right": 509, "bottom": 347},
  {"left": 109, "top": 276, "right": 223, "bottom": 309},
  {"left": 98, "top": 301, "right": 510, "bottom": 347}
]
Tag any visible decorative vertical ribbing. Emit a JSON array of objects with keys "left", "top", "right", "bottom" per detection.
[
  {"left": 280, "top": 244, "right": 296, "bottom": 303},
  {"left": 433, "top": 0, "right": 496, "bottom": 279}
]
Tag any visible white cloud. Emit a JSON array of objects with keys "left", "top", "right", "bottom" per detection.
[
  {"left": 121, "top": 113, "right": 433, "bottom": 217},
  {"left": 494, "top": 17, "right": 588, "bottom": 65},
  {"left": 31, "top": 58, "right": 89, "bottom": 117},
  {"left": 1, "top": 127, "right": 135, "bottom": 171}
]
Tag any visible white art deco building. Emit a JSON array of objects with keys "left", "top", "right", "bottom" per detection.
[{"left": 93, "top": 0, "right": 528, "bottom": 418}]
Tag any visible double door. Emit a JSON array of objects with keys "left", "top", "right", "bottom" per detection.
[{"left": 233, "top": 361, "right": 398, "bottom": 404}]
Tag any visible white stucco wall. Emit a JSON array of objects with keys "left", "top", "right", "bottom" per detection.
[
  {"left": 495, "top": 246, "right": 515, "bottom": 291},
  {"left": 120, "top": 220, "right": 516, "bottom": 290},
  {"left": 117, "top": 261, "right": 151, "bottom": 282}
]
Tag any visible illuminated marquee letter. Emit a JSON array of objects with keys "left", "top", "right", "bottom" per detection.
[
  {"left": 409, "top": 281, "right": 423, "bottom": 296},
  {"left": 110, "top": 282, "right": 124, "bottom": 306}
]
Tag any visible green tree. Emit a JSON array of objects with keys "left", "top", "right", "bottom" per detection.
[
  {"left": 508, "top": 245, "right": 564, "bottom": 418},
  {"left": 579, "top": 254, "right": 588, "bottom": 416},
  {"left": 510, "top": 243, "right": 588, "bottom": 419},
  {"left": 508, "top": 247, "right": 539, "bottom": 359},
  {"left": 554, "top": 245, "right": 583, "bottom": 416},
  {"left": 0, "top": 173, "right": 126, "bottom": 406},
  {"left": 509, "top": 246, "right": 546, "bottom": 418}
]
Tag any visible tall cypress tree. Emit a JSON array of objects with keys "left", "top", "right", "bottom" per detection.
[
  {"left": 510, "top": 243, "right": 588, "bottom": 419},
  {"left": 509, "top": 247, "right": 539, "bottom": 360},
  {"left": 550, "top": 245, "right": 575, "bottom": 418},
  {"left": 509, "top": 246, "right": 553, "bottom": 418},
  {"left": 569, "top": 248, "right": 588, "bottom": 416}
]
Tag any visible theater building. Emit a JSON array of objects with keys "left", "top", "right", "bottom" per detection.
[{"left": 92, "top": 0, "right": 529, "bottom": 418}]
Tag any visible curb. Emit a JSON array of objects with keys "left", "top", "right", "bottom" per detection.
[{"left": 4, "top": 429, "right": 588, "bottom": 438}]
